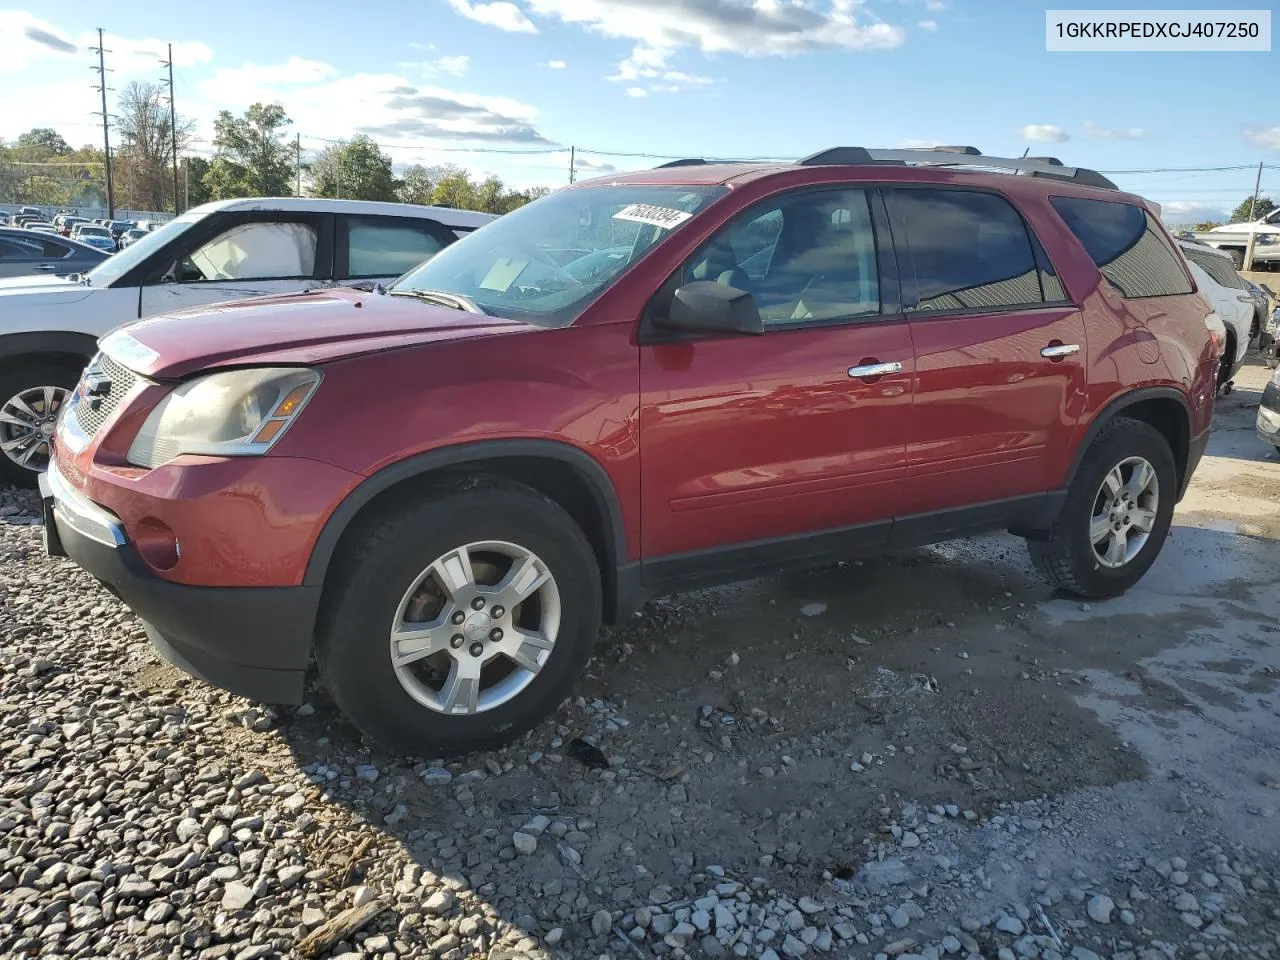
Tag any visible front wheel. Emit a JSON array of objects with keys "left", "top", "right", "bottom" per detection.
[
  {"left": 318, "top": 479, "right": 601, "bottom": 756},
  {"left": 1029, "top": 418, "right": 1176, "bottom": 598},
  {"left": 0, "top": 361, "right": 81, "bottom": 487}
]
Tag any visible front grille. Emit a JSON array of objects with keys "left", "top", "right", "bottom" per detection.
[{"left": 72, "top": 353, "right": 138, "bottom": 439}]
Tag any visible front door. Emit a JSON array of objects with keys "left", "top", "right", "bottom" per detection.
[
  {"left": 139, "top": 213, "right": 331, "bottom": 319},
  {"left": 886, "top": 186, "right": 1087, "bottom": 516},
  {"left": 639, "top": 186, "right": 915, "bottom": 575}
]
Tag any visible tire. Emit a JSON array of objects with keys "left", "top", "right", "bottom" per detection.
[
  {"left": 1028, "top": 417, "right": 1177, "bottom": 599},
  {"left": 317, "top": 478, "right": 602, "bottom": 756},
  {"left": 0, "top": 360, "right": 82, "bottom": 488}
]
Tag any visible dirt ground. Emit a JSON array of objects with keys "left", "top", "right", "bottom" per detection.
[{"left": 3, "top": 359, "right": 1279, "bottom": 960}]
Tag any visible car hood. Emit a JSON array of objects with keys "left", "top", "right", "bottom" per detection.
[{"left": 112, "top": 287, "right": 537, "bottom": 379}]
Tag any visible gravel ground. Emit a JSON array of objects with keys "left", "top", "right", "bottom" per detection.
[{"left": 2, "top": 360, "right": 1279, "bottom": 960}]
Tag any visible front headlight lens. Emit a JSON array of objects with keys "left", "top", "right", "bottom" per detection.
[{"left": 128, "top": 367, "right": 320, "bottom": 468}]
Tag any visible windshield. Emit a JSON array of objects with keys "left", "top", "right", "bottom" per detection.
[
  {"left": 87, "top": 211, "right": 202, "bottom": 286},
  {"left": 390, "top": 184, "right": 726, "bottom": 326},
  {"left": 78, "top": 227, "right": 109, "bottom": 237}
]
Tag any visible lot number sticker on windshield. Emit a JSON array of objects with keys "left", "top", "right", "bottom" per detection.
[{"left": 612, "top": 203, "right": 693, "bottom": 230}]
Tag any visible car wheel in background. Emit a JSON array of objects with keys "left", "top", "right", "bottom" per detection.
[
  {"left": 318, "top": 478, "right": 601, "bottom": 756},
  {"left": 0, "top": 361, "right": 80, "bottom": 487},
  {"left": 1028, "top": 417, "right": 1177, "bottom": 598}
]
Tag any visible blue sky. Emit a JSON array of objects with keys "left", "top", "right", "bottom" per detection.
[{"left": 1, "top": 0, "right": 1275, "bottom": 221}]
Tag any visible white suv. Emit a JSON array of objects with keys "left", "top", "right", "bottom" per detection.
[
  {"left": 0, "top": 197, "right": 495, "bottom": 483},
  {"left": 1177, "top": 239, "right": 1254, "bottom": 392}
]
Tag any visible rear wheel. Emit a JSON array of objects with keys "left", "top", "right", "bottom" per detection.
[
  {"left": 0, "top": 361, "right": 80, "bottom": 487},
  {"left": 1029, "top": 418, "right": 1176, "bottom": 598},
  {"left": 318, "top": 479, "right": 601, "bottom": 756}
]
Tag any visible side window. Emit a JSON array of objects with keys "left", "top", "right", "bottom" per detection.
[
  {"left": 1049, "top": 196, "right": 1193, "bottom": 298},
  {"left": 682, "top": 188, "right": 880, "bottom": 327},
  {"left": 346, "top": 218, "right": 446, "bottom": 278},
  {"left": 178, "top": 221, "right": 318, "bottom": 282},
  {"left": 39, "top": 238, "right": 70, "bottom": 259},
  {"left": 892, "top": 188, "right": 1044, "bottom": 312},
  {"left": 1183, "top": 248, "right": 1245, "bottom": 289},
  {"left": 0, "top": 236, "right": 42, "bottom": 260}
]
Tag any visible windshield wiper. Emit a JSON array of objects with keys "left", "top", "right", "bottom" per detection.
[{"left": 389, "top": 288, "right": 484, "bottom": 314}]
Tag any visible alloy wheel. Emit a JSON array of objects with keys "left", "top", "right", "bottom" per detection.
[
  {"left": 0, "top": 386, "right": 68, "bottom": 472},
  {"left": 1090, "top": 456, "right": 1159, "bottom": 569},
  {"left": 389, "top": 540, "right": 561, "bottom": 715}
]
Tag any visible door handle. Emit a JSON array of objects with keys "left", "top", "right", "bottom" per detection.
[
  {"left": 847, "top": 361, "right": 903, "bottom": 379},
  {"left": 1040, "top": 343, "right": 1080, "bottom": 359},
  {"left": 35, "top": 263, "right": 58, "bottom": 271}
]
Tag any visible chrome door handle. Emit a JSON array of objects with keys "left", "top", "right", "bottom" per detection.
[
  {"left": 1040, "top": 343, "right": 1080, "bottom": 358},
  {"left": 847, "top": 361, "right": 902, "bottom": 379},
  {"left": 35, "top": 263, "right": 58, "bottom": 271}
]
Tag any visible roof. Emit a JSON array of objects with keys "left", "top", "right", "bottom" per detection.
[{"left": 184, "top": 197, "right": 498, "bottom": 229}]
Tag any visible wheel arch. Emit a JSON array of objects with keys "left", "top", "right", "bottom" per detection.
[
  {"left": 1065, "top": 388, "right": 1193, "bottom": 499},
  {"left": 0, "top": 331, "right": 99, "bottom": 371},
  {"left": 305, "top": 440, "right": 635, "bottom": 622}
]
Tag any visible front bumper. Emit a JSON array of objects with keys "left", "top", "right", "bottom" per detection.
[
  {"left": 1259, "top": 381, "right": 1280, "bottom": 448},
  {"left": 40, "top": 461, "right": 318, "bottom": 703}
]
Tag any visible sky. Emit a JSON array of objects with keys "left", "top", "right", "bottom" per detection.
[{"left": 0, "top": 0, "right": 1276, "bottom": 222}]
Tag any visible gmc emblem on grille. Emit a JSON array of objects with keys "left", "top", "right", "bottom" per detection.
[{"left": 84, "top": 372, "right": 112, "bottom": 410}]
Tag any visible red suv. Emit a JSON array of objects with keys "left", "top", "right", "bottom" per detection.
[{"left": 41, "top": 147, "right": 1220, "bottom": 755}]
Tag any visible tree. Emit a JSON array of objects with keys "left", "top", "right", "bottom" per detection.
[
  {"left": 114, "top": 81, "right": 196, "bottom": 212},
  {"left": 309, "top": 136, "right": 397, "bottom": 201},
  {"left": 432, "top": 169, "right": 476, "bottom": 209},
  {"left": 398, "top": 164, "right": 440, "bottom": 205},
  {"left": 207, "top": 103, "right": 295, "bottom": 198},
  {"left": 1230, "top": 195, "right": 1276, "bottom": 223},
  {"left": 15, "top": 128, "right": 72, "bottom": 156},
  {"left": 184, "top": 156, "right": 212, "bottom": 208}
]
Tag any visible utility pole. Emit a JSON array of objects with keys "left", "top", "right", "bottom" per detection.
[
  {"left": 568, "top": 145, "right": 576, "bottom": 184},
  {"left": 161, "top": 44, "right": 180, "bottom": 213},
  {"left": 295, "top": 133, "right": 301, "bottom": 196},
  {"left": 1242, "top": 160, "right": 1264, "bottom": 272},
  {"left": 90, "top": 28, "right": 114, "bottom": 218}
]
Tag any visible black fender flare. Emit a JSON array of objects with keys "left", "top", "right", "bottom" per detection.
[
  {"left": 302, "top": 438, "right": 630, "bottom": 591},
  {"left": 1063, "top": 386, "right": 1193, "bottom": 489},
  {"left": 0, "top": 331, "right": 99, "bottom": 367}
]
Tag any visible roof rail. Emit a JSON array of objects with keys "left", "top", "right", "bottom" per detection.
[
  {"left": 797, "top": 146, "right": 1118, "bottom": 190},
  {"left": 655, "top": 158, "right": 709, "bottom": 168}
]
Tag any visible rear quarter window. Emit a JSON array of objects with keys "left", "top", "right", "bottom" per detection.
[
  {"left": 1183, "top": 247, "right": 1245, "bottom": 289},
  {"left": 1050, "top": 196, "right": 1193, "bottom": 299}
]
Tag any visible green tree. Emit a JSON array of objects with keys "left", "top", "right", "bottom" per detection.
[
  {"left": 397, "top": 164, "right": 438, "bottom": 205},
  {"left": 1230, "top": 195, "right": 1276, "bottom": 223},
  {"left": 207, "top": 103, "right": 295, "bottom": 198},
  {"left": 184, "top": 156, "right": 212, "bottom": 208},
  {"left": 15, "top": 128, "right": 72, "bottom": 156},
  {"left": 432, "top": 169, "right": 476, "bottom": 209},
  {"left": 475, "top": 175, "right": 506, "bottom": 214},
  {"left": 309, "top": 135, "right": 397, "bottom": 201}
]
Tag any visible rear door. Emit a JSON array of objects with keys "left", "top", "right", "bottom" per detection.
[
  {"left": 887, "top": 186, "right": 1087, "bottom": 520},
  {"left": 139, "top": 212, "right": 333, "bottom": 318},
  {"left": 0, "top": 234, "right": 69, "bottom": 279},
  {"left": 639, "top": 185, "right": 915, "bottom": 570},
  {"left": 333, "top": 215, "right": 458, "bottom": 288}
]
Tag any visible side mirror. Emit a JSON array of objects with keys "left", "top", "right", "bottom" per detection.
[{"left": 658, "top": 280, "right": 764, "bottom": 336}]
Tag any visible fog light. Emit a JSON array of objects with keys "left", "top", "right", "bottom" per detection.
[{"left": 132, "top": 517, "right": 180, "bottom": 571}]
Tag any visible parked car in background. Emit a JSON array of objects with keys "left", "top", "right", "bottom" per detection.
[
  {"left": 1260, "top": 297, "right": 1279, "bottom": 369},
  {"left": 1258, "top": 367, "right": 1280, "bottom": 453},
  {"left": 0, "top": 227, "right": 108, "bottom": 281},
  {"left": 0, "top": 197, "right": 495, "bottom": 482},
  {"left": 70, "top": 224, "right": 117, "bottom": 252},
  {"left": 108, "top": 220, "right": 136, "bottom": 243},
  {"left": 26, "top": 222, "right": 57, "bottom": 234},
  {"left": 118, "top": 228, "right": 148, "bottom": 249},
  {"left": 38, "top": 148, "right": 1219, "bottom": 755},
  {"left": 58, "top": 216, "right": 90, "bottom": 237},
  {"left": 1178, "top": 239, "right": 1253, "bottom": 390},
  {"left": 1242, "top": 278, "right": 1273, "bottom": 341}
]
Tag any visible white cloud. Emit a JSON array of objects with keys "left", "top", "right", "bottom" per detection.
[
  {"left": 1159, "top": 201, "right": 1229, "bottom": 225},
  {"left": 1082, "top": 121, "right": 1147, "bottom": 140},
  {"left": 925, "top": 0, "right": 945, "bottom": 9},
  {"left": 446, "top": 0, "right": 537, "bottom": 32},
  {"left": 1021, "top": 124, "right": 1069, "bottom": 143},
  {"left": 525, "top": 0, "right": 906, "bottom": 58},
  {"left": 207, "top": 56, "right": 338, "bottom": 87},
  {"left": 625, "top": 86, "right": 648, "bottom": 97},
  {"left": 0, "top": 11, "right": 212, "bottom": 75},
  {"left": 433, "top": 55, "right": 471, "bottom": 75},
  {"left": 918, "top": 19, "right": 937, "bottom": 30},
  {"left": 544, "top": 59, "right": 567, "bottom": 68},
  {"left": 1244, "top": 127, "right": 1280, "bottom": 151}
]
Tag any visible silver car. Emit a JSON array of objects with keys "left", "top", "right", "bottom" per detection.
[{"left": 0, "top": 227, "right": 108, "bottom": 280}]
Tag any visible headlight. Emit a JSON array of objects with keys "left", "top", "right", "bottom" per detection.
[{"left": 128, "top": 367, "right": 320, "bottom": 468}]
